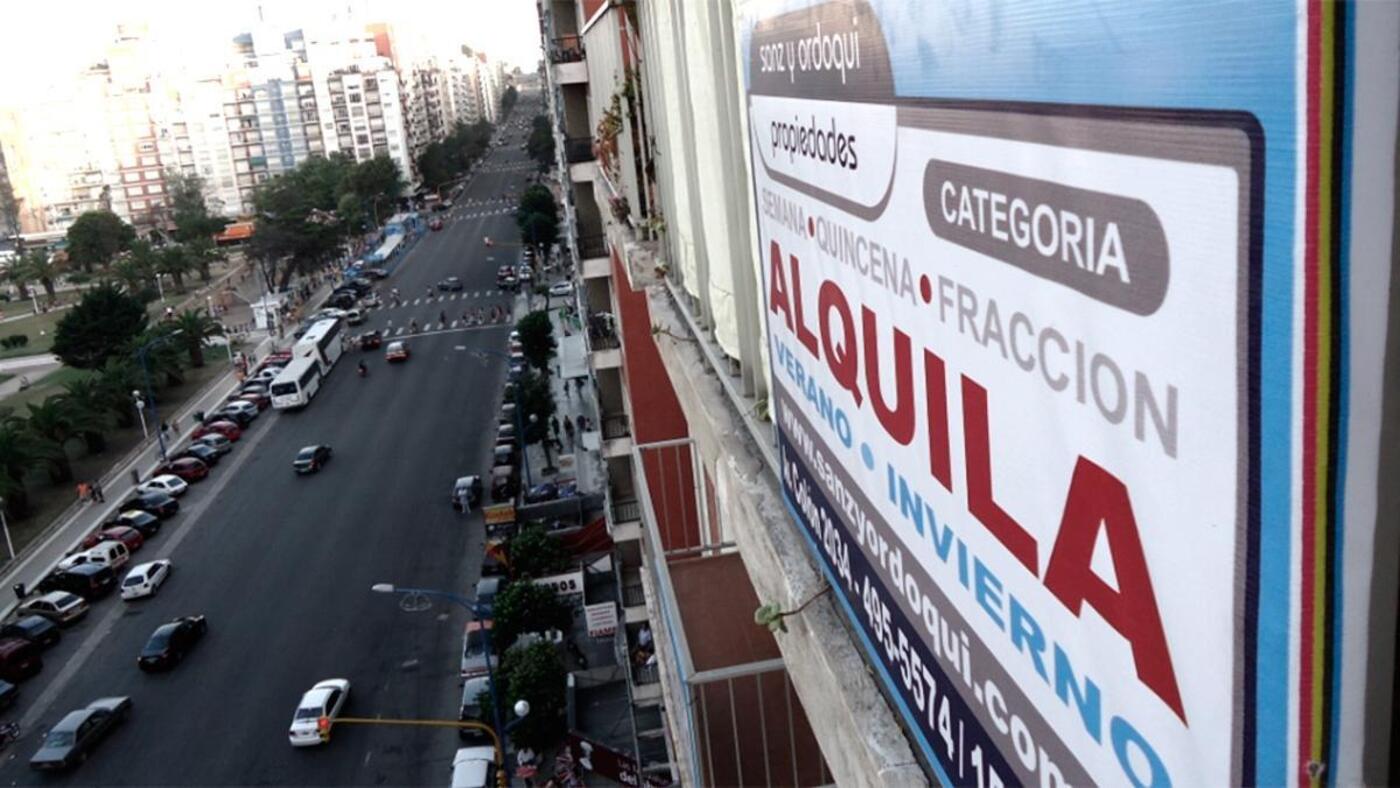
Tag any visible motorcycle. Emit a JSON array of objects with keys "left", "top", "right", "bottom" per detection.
[{"left": 357, "top": 363, "right": 368, "bottom": 378}]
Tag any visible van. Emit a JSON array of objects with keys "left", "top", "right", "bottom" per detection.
[
  {"left": 457, "top": 676, "right": 492, "bottom": 743},
  {"left": 450, "top": 746, "right": 497, "bottom": 788},
  {"left": 60, "top": 541, "right": 130, "bottom": 573},
  {"left": 0, "top": 638, "right": 42, "bottom": 683},
  {"left": 54, "top": 564, "right": 117, "bottom": 601}
]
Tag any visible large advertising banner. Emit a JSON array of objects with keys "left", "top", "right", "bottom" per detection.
[{"left": 742, "top": 1, "right": 1304, "bottom": 786}]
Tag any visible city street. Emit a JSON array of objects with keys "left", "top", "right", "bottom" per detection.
[{"left": 0, "top": 112, "right": 542, "bottom": 785}]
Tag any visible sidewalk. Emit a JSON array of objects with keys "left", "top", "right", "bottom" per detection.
[{"left": 521, "top": 297, "right": 604, "bottom": 498}]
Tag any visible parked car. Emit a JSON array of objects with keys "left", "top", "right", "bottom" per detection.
[
  {"left": 345, "top": 308, "right": 365, "bottom": 325},
  {"left": 362, "top": 267, "right": 389, "bottom": 280},
  {"left": 326, "top": 291, "right": 357, "bottom": 311},
  {"left": 137, "top": 616, "right": 206, "bottom": 671},
  {"left": 17, "top": 591, "right": 88, "bottom": 626},
  {"left": 210, "top": 408, "right": 253, "bottom": 428},
  {"left": 194, "top": 433, "right": 233, "bottom": 455},
  {"left": 0, "top": 680, "right": 18, "bottom": 710},
  {"left": 548, "top": 281, "right": 575, "bottom": 298},
  {"left": 236, "top": 390, "right": 271, "bottom": 410},
  {"left": 457, "top": 676, "right": 493, "bottom": 743},
  {"left": 489, "top": 466, "right": 517, "bottom": 502},
  {"left": 221, "top": 400, "right": 260, "bottom": 421},
  {"left": 191, "top": 420, "right": 240, "bottom": 442},
  {"left": 120, "top": 561, "right": 171, "bottom": 601},
  {"left": 460, "top": 620, "right": 495, "bottom": 680},
  {"left": 58, "top": 541, "right": 129, "bottom": 573},
  {"left": 106, "top": 510, "right": 161, "bottom": 538},
  {"left": 123, "top": 491, "right": 178, "bottom": 519},
  {"left": 77, "top": 526, "right": 144, "bottom": 554},
  {"left": 28, "top": 696, "right": 131, "bottom": 771},
  {"left": 438, "top": 276, "right": 464, "bottom": 292},
  {"left": 136, "top": 475, "right": 187, "bottom": 498},
  {"left": 40, "top": 564, "right": 116, "bottom": 601},
  {"left": 288, "top": 679, "right": 351, "bottom": 747},
  {"left": 385, "top": 341, "right": 410, "bottom": 362},
  {"left": 293, "top": 445, "right": 332, "bottom": 474},
  {"left": 313, "top": 308, "right": 348, "bottom": 322},
  {"left": 250, "top": 367, "right": 280, "bottom": 384},
  {"left": 0, "top": 616, "right": 60, "bottom": 650},
  {"left": 153, "top": 457, "right": 209, "bottom": 483},
  {"left": 0, "top": 639, "right": 41, "bottom": 683},
  {"left": 176, "top": 443, "right": 221, "bottom": 467},
  {"left": 450, "top": 746, "right": 498, "bottom": 788},
  {"left": 473, "top": 577, "right": 501, "bottom": 614}
]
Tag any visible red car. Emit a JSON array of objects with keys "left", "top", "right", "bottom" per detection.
[
  {"left": 192, "top": 420, "right": 242, "bottom": 442},
  {"left": 155, "top": 457, "right": 209, "bottom": 482},
  {"left": 236, "top": 391, "right": 271, "bottom": 410},
  {"left": 385, "top": 341, "right": 410, "bottom": 362},
  {"left": 78, "top": 526, "right": 144, "bottom": 553},
  {"left": 429, "top": 218, "right": 444, "bottom": 231}
]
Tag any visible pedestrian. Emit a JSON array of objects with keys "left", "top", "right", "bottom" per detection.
[
  {"left": 573, "top": 377, "right": 585, "bottom": 395},
  {"left": 563, "top": 419, "right": 575, "bottom": 446},
  {"left": 76, "top": 482, "right": 90, "bottom": 503},
  {"left": 91, "top": 480, "right": 105, "bottom": 503},
  {"left": 575, "top": 414, "right": 585, "bottom": 433},
  {"left": 550, "top": 416, "right": 560, "bottom": 438},
  {"left": 160, "top": 421, "right": 170, "bottom": 440}
]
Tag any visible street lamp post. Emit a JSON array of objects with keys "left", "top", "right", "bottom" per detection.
[
  {"left": 137, "top": 330, "right": 183, "bottom": 461},
  {"left": 132, "top": 390, "right": 148, "bottom": 440},
  {"left": 0, "top": 497, "right": 13, "bottom": 560},
  {"left": 370, "top": 584, "right": 508, "bottom": 764}
]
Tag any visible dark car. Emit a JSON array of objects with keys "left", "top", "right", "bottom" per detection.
[
  {"left": 176, "top": 443, "right": 221, "bottom": 467},
  {"left": 524, "top": 483, "right": 560, "bottom": 504},
  {"left": 0, "top": 638, "right": 41, "bottom": 683},
  {"left": 153, "top": 457, "right": 209, "bottom": 482},
  {"left": 0, "top": 679, "right": 17, "bottom": 710},
  {"left": 429, "top": 218, "right": 444, "bottom": 231},
  {"left": 210, "top": 408, "right": 253, "bottom": 428},
  {"left": 340, "top": 279, "right": 373, "bottom": 296},
  {"left": 106, "top": 510, "right": 161, "bottom": 538},
  {"left": 358, "top": 330, "right": 383, "bottom": 350},
  {"left": 293, "top": 445, "right": 332, "bottom": 474},
  {"left": 39, "top": 564, "right": 116, "bottom": 602},
  {"left": 490, "top": 466, "right": 518, "bottom": 502},
  {"left": 29, "top": 696, "right": 131, "bottom": 771},
  {"left": 438, "top": 276, "right": 464, "bottom": 292},
  {"left": 77, "top": 526, "right": 144, "bottom": 554},
  {"left": 120, "top": 492, "right": 178, "bottom": 519},
  {"left": 327, "top": 291, "right": 357, "bottom": 310},
  {"left": 362, "top": 267, "right": 389, "bottom": 280},
  {"left": 137, "top": 616, "right": 207, "bottom": 672},
  {"left": 0, "top": 616, "right": 60, "bottom": 650}
]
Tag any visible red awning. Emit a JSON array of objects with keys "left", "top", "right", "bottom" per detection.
[{"left": 215, "top": 222, "right": 254, "bottom": 243}]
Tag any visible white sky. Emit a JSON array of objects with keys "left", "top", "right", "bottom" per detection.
[{"left": 1, "top": 0, "right": 542, "bottom": 106}]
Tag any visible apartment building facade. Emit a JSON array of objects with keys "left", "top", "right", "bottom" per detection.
[
  {"left": 541, "top": 1, "right": 1400, "bottom": 787},
  {"left": 311, "top": 57, "right": 412, "bottom": 179}
]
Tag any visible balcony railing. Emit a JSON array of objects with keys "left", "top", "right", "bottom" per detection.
[
  {"left": 588, "top": 312, "right": 619, "bottom": 349},
  {"left": 623, "top": 580, "right": 646, "bottom": 608},
  {"left": 612, "top": 498, "right": 641, "bottom": 524},
  {"left": 577, "top": 233, "right": 608, "bottom": 260},
  {"left": 602, "top": 413, "right": 632, "bottom": 440},
  {"left": 564, "top": 136, "right": 595, "bottom": 163},
  {"left": 549, "top": 36, "right": 585, "bottom": 64}
]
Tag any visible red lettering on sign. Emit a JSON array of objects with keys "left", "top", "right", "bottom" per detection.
[{"left": 961, "top": 376, "right": 1039, "bottom": 574}]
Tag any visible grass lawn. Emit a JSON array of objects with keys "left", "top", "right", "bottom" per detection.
[
  {"left": 0, "top": 308, "right": 66, "bottom": 359},
  {"left": 0, "top": 359, "right": 231, "bottom": 563},
  {"left": 0, "top": 367, "right": 93, "bottom": 414}
]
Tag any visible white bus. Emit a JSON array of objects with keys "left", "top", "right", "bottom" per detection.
[
  {"left": 270, "top": 357, "right": 323, "bottom": 410},
  {"left": 294, "top": 318, "right": 344, "bottom": 374}
]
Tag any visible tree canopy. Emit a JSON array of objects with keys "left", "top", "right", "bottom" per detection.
[
  {"left": 416, "top": 121, "right": 494, "bottom": 193},
  {"left": 165, "top": 170, "right": 231, "bottom": 243},
  {"left": 65, "top": 210, "right": 135, "bottom": 272},
  {"left": 506, "top": 523, "right": 571, "bottom": 578},
  {"left": 498, "top": 641, "right": 567, "bottom": 751},
  {"left": 51, "top": 284, "right": 149, "bottom": 369},
  {"left": 526, "top": 115, "right": 554, "bottom": 171},
  {"left": 515, "top": 311, "right": 556, "bottom": 371}
]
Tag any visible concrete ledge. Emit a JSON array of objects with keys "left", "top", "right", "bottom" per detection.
[{"left": 640, "top": 285, "right": 927, "bottom": 788}]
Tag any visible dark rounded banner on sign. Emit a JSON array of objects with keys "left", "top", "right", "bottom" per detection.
[
  {"left": 748, "top": 0, "right": 894, "bottom": 100},
  {"left": 923, "top": 159, "right": 1170, "bottom": 316}
]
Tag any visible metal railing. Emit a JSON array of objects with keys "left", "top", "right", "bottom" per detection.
[
  {"left": 549, "top": 36, "right": 585, "bottom": 64},
  {"left": 564, "top": 136, "right": 595, "bottom": 163},
  {"left": 588, "top": 312, "right": 619, "bottom": 349},
  {"left": 623, "top": 580, "right": 646, "bottom": 608},
  {"left": 602, "top": 413, "right": 632, "bottom": 440},
  {"left": 577, "top": 233, "right": 608, "bottom": 260},
  {"left": 612, "top": 498, "right": 641, "bottom": 523}
]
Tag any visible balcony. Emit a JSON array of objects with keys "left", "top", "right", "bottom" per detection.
[
  {"left": 564, "top": 136, "right": 595, "bottom": 164},
  {"left": 549, "top": 36, "right": 585, "bottom": 64},
  {"left": 577, "top": 233, "right": 609, "bottom": 265},
  {"left": 609, "top": 496, "right": 642, "bottom": 543},
  {"left": 601, "top": 412, "right": 632, "bottom": 459}
]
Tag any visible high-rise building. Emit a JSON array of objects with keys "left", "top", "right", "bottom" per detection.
[{"left": 311, "top": 56, "right": 411, "bottom": 179}]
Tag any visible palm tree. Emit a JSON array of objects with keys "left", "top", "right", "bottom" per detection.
[
  {"left": 4, "top": 254, "right": 32, "bottom": 301},
  {"left": 0, "top": 417, "right": 46, "bottom": 517},
  {"left": 94, "top": 358, "right": 142, "bottom": 428},
  {"left": 24, "top": 400, "right": 77, "bottom": 483},
  {"left": 56, "top": 378, "right": 114, "bottom": 453},
  {"left": 129, "top": 329, "right": 185, "bottom": 388},
  {"left": 187, "top": 237, "right": 224, "bottom": 283},
  {"left": 171, "top": 308, "right": 223, "bottom": 367},
  {"left": 24, "top": 250, "right": 63, "bottom": 299},
  {"left": 155, "top": 245, "right": 192, "bottom": 292},
  {"left": 109, "top": 255, "right": 153, "bottom": 296}
]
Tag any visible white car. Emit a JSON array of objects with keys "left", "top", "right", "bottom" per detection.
[
  {"left": 547, "top": 281, "right": 574, "bottom": 298},
  {"left": 58, "top": 541, "right": 130, "bottom": 572},
  {"left": 252, "top": 368, "right": 280, "bottom": 384},
  {"left": 120, "top": 560, "right": 171, "bottom": 600},
  {"left": 451, "top": 746, "right": 498, "bottom": 788},
  {"left": 222, "top": 401, "right": 259, "bottom": 420},
  {"left": 137, "top": 474, "right": 188, "bottom": 498},
  {"left": 314, "top": 308, "right": 348, "bottom": 321},
  {"left": 196, "top": 434, "right": 233, "bottom": 455},
  {"left": 345, "top": 308, "right": 364, "bottom": 325},
  {"left": 288, "top": 679, "right": 351, "bottom": 747}
]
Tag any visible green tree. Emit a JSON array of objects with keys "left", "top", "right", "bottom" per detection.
[
  {"left": 130, "top": 327, "right": 186, "bottom": 388},
  {"left": 24, "top": 399, "right": 79, "bottom": 483},
  {"left": 165, "top": 170, "right": 231, "bottom": 243},
  {"left": 506, "top": 523, "right": 570, "bottom": 578},
  {"left": 517, "top": 185, "right": 558, "bottom": 222},
  {"left": 155, "top": 244, "right": 192, "bottom": 292},
  {"left": 93, "top": 358, "right": 142, "bottom": 428},
  {"left": 108, "top": 246, "right": 155, "bottom": 297},
  {"left": 344, "top": 155, "right": 403, "bottom": 224},
  {"left": 51, "top": 284, "right": 149, "bottom": 369},
  {"left": 416, "top": 142, "right": 454, "bottom": 193},
  {"left": 515, "top": 311, "right": 556, "bottom": 371},
  {"left": 186, "top": 237, "right": 224, "bottom": 282},
  {"left": 56, "top": 377, "right": 114, "bottom": 453},
  {"left": 19, "top": 250, "right": 62, "bottom": 299},
  {"left": 170, "top": 308, "right": 222, "bottom": 368},
  {"left": 515, "top": 368, "right": 555, "bottom": 446},
  {"left": 492, "top": 579, "right": 571, "bottom": 653},
  {"left": 65, "top": 210, "right": 135, "bottom": 272},
  {"left": 249, "top": 154, "right": 357, "bottom": 288},
  {"left": 0, "top": 418, "right": 43, "bottom": 517},
  {"left": 527, "top": 115, "right": 554, "bottom": 171},
  {"left": 516, "top": 184, "right": 560, "bottom": 262},
  {"left": 496, "top": 642, "right": 567, "bottom": 751}
]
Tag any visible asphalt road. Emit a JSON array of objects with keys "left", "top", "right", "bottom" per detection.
[{"left": 0, "top": 104, "right": 546, "bottom": 786}]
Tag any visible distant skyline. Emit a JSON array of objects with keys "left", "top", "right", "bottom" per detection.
[{"left": 1, "top": 0, "right": 541, "bottom": 106}]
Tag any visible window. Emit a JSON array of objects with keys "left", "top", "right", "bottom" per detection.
[
  {"left": 146, "top": 184, "right": 162, "bottom": 195},
  {"left": 355, "top": 134, "right": 369, "bottom": 145}
]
